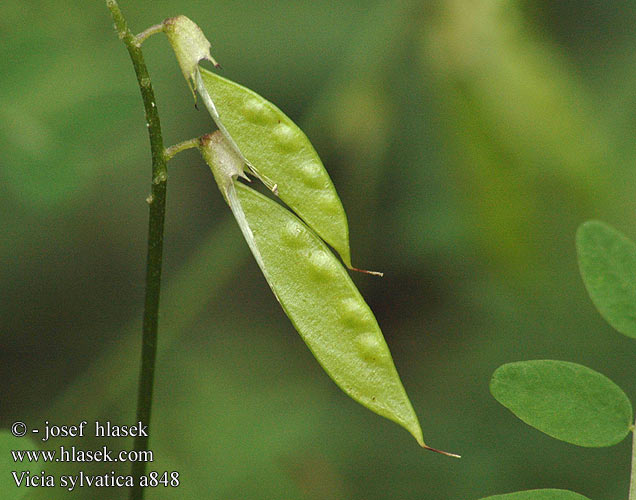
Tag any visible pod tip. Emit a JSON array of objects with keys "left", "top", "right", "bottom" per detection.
[
  {"left": 350, "top": 266, "right": 384, "bottom": 277},
  {"left": 422, "top": 444, "right": 461, "bottom": 459}
]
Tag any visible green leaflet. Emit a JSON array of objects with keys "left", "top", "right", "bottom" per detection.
[
  {"left": 479, "top": 489, "right": 590, "bottom": 500},
  {"left": 576, "top": 220, "right": 636, "bottom": 338},
  {"left": 490, "top": 360, "right": 632, "bottom": 447},
  {"left": 199, "top": 132, "right": 432, "bottom": 449},
  {"left": 196, "top": 67, "right": 353, "bottom": 268}
]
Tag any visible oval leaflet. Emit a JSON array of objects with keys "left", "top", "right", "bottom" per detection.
[{"left": 490, "top": 360, "right": 632, "bottom": 447}]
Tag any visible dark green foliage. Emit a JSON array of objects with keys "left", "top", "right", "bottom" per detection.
[
  {"left": 577, "top": 220, "right": 636, "bottom": 338},
  {"left": 479, "top": 489, "right": 590, "bottom": 500},
  {"left": 491, "top": 360, "right": 632, "bottom": 447}
]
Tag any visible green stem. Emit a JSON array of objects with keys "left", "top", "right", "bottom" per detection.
[
  {"left": 630, "top": 426, "right": 636, "bottom": 500},
  {"left": 106, "top": 2, "right": 166, "bottom": 499},
  {"left": 165, "top": 137, "right": 200, "bottom": 162},
  {"left": 135, "top": 23, "right": 164, "bottom": 46}
]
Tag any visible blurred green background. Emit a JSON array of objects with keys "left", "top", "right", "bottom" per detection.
[{"left": 3, "top": 0, "right": 636, "bottom": 498}]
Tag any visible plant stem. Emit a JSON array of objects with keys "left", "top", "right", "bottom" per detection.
[
  {"left": 165, "top": 137, "right": 200, "bottom": 162},
  {"left": 135, "top": 23, "right": 164, "bottom": 46},
  {"left": 630, "top": 426, "right": 636, "bottom": 500},
  {"left": 106, "top": 2, "right": 166, "bottom": 499}
]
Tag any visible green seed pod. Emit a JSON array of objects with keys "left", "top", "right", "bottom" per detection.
[
  {"left": 162, "top": 15, "right": 219, "bottom": 101},
  {"left": 236, "top": 182, "right": 423, "bottom": 442},
  {"left": 161, "top": 19, "right": 353, "bottom": 268},
  {"left": 196, "top": 68, "right": 353, "bottom": 269},
  {"left": 199, "top": 131, "right": 455, "bottom": 452}
]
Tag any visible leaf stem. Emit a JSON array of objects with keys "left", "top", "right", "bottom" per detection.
[
  {"left": 630, "top": 425, "right": 636, "bottom": 500},
  {"left": 165, "top": 137, "right": 200, "bottom": 162},
  {"left": 106, "top": 2, "right": 166, "bottom": 499}
]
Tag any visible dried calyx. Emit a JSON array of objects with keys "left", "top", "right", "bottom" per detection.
[
  {"left": 162, "top": 15, "right": 219, "bottom": 101},
  {"left": 162, "top": 15, "right": 255, "bottom": 175}
]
